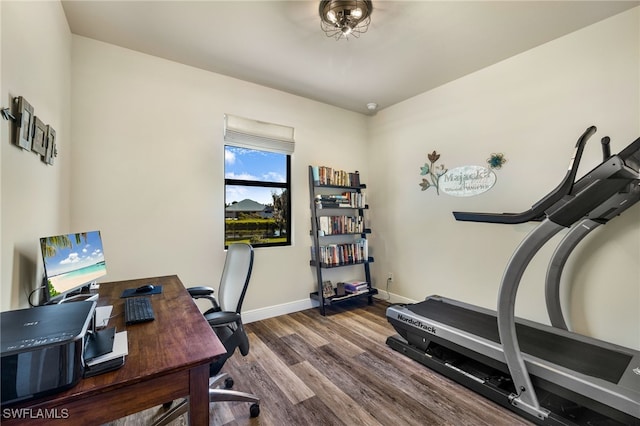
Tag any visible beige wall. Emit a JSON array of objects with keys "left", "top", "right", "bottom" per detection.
[
  {"left": 1, "top": 2, "right": 638, "bottom": 351},
  {"left": 368, "top": 7, "right": 640, "bottom": 349},
  {"left": 1, "top": 1, "right": 3, "bottom": 308},
  {"left": 69, "top": 36, "right": 369, "bottom": 317},
  {"left": 1, "top": 1, "right": 71, "bottom": 310}
]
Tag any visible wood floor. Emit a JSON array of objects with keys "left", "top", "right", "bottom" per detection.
[{"left": 109, "top": 299, "right": 533, "bottom": 426}]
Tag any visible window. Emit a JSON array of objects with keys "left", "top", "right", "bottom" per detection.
[{"left": 223, "top": 114, "right": 294, "bottom": 248}]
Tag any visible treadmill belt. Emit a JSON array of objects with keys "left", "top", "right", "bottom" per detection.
[{"left": 407, "top": 299, "right": 631, "bottom": 384}]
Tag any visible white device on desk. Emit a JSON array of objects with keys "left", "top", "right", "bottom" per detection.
[{"left": 94, "top": 305, "right": 113, "bottom": 329}]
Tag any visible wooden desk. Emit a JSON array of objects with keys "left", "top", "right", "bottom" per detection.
[{"left": 1, "top": 275, "right": 225, "bottom": 425}]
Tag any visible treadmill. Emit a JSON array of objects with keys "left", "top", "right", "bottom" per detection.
[
  {"left": 386, "top": 127, "right": 640, "bottom": 425},
  {"left": 545, "top": 137, "right": 640, "bottom": 332}
]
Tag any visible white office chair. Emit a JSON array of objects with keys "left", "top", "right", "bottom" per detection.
[{"left": 153, "top": 243, "right": 260, "bottom": 425}]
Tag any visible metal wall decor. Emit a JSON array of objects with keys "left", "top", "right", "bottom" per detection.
[
  {"left": 419, "top": 151, "right": 448, "bottom": 194},
  {"left": 2, "top": 96, "right": 58, "bottom": 165},
  {"left": 487, "top": 152, "right": 507, "bottom": 169},
  {"left": 31, "top": 116, "right": 47, "bottom": 156},
  {"left": 14, "top": 96, "right": 34, "bottom": 150},
  {"left": 44, "top": 125, "right": 57, "bottom": 165}
]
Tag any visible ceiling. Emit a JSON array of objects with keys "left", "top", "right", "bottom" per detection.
[{"left": 61, "top": 1, "right": 638, "bottom": 115}]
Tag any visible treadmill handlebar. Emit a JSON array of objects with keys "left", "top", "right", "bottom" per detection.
[
  {"left": 601, "top": 136, "right": 611, "bottom": 161},
  {"left": 452, "top": 126, "right": 597, "bottom": 224}
]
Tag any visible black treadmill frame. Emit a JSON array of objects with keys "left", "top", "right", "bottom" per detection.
[{"left": 387, "top": 128, "right": 640, "bottom": 425}]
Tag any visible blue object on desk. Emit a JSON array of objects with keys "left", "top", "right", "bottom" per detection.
[{"left": 120, "top": 285, "right": 162, "bottom": 298}]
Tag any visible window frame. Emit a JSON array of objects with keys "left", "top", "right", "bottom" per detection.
[{"left": 224, "top": 148, "right": 292, "bottom": 248}]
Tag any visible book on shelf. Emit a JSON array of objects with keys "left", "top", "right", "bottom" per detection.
[
  {"left": 322, "top": 280, "right": 335, "bottom": 298},
  {"left": 317, "top": 215, "right": 364, "bottom": 236},
  {"left": 312, "top": 166, "right": 361, "bottom": 187},
  {"left": 315, "top": 192, "right": 366, "bottom": 209},
  {"left": 345, "top": 289, "right": 370, "bottom": 296},
  {"left": 312, "top": 166, "right": 320, "bottom": 185},
  {"left": 311, "top": 239, "right": 368, "bottom": 267},
  {"left": 315, "top": 202, "right": 351, "bottom": 209},
  {"left": 342, "top": 280, "right": 369, "bottom": 293}
]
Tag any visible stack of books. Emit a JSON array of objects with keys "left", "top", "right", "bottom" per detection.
[
  {"left": 312, "top": 166, "right": 361, "bottom": 187},
  {"left": 314, "top": 192, "right": 366, "bottom": 209},
  {"left": 315, "top": 194, "right": 352, "bottom": 208},
  {"left": 342, "top": 280, "right": 369, "bottom": 294}
]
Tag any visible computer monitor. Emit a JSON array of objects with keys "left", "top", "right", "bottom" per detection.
[{"left": 40, "top": 230, "right": 107, "bottom": 304}]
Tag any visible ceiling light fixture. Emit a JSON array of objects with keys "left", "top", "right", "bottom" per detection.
[{"left": 319, "top": 0, "right": 373, "bottom": 40}]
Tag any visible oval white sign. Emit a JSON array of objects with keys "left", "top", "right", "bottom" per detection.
[{"left": 439, "top": 165, "right": 496, "bottom": 197}]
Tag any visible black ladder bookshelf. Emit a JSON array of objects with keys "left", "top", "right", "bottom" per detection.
[{"left": 308, "top": 165, "right": 377, "bottom": 315}]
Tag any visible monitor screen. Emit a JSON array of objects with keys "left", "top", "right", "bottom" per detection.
[{"left": 40, "top": 230, "right": 107, "bottom": 303}]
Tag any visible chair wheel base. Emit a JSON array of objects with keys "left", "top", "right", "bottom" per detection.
[{"left": 250, "top": 403, "right": 260, "bottom": 418}]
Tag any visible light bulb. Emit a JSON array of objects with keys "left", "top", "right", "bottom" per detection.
[{"left": 352, "top": 8, "right": 362, "bottom": 19}]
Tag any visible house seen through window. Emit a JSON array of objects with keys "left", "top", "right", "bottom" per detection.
[{"left": 224, "top": 146, "right": 291, "bottom": 247}]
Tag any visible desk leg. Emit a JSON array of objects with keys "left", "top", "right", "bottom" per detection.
[{"left": 189, "top": 364, "right": 211, "bottom": 425}]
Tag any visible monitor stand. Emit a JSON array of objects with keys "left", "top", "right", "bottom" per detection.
[
  {"left": 57, "top": 282, "right": 100, "bottom": 304},
  {"left": 59, "top": 293, "right": 99, "bottom": 303}
]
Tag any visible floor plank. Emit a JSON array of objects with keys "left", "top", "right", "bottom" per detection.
[{"left": 106, "top": 300, "right": 533, "bottom": 426}]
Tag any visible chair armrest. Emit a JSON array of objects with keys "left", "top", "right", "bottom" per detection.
[
  {"left": 187, "top": 286, "right": 215, "bottom": 297},
  {"left": 187, "top": 286, "right": 220, "bottom": 312},
  {"left": 204, "top": 311, "right": 241, "bottom": 327}
]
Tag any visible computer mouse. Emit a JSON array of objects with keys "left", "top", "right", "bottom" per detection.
[{"left": 135, "top": 284, "right": 154, "bottom": 293}]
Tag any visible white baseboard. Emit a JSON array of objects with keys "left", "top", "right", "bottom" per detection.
[
  {"left": 372, "top": 287, "right": 418, "bottom": 305},
  {"left": 242, "top": 289, "right": 417, "bottom": 324},
  {"left": 242, "top": 298, "right": 318, "bottom": 324}
]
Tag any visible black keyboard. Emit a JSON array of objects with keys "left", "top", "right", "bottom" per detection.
[{"left": 125, "top": 297, "right": 155, "bottom": 325}]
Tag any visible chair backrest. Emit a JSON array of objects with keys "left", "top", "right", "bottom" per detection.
[{"left": 218, "top": 243, "right": 254, "bottom": 313}]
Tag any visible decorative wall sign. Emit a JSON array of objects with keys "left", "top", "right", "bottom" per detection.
[
  {"left": 439, "top": 165, "right": 497, "bottom": 197},
  {"left": 31, "top": 116, "right": 47, "bottom": 156},
  {"left": 419, "top": 150, "right": 506, "bottom": 197},
  {"left": 14, "top": 96, "right": 34, "bottom": 150},
  {"left": 419, "top": 151, "right": 448, "bottom": 194},
  {"left": 487, "top": 152, "right": 507, "bottom": 169},
  {"left": 3, "top": 96, "right": 58, "bottom": 166},
  {"left": 44, "top": 125, "right": 57, "bottom": 165}
]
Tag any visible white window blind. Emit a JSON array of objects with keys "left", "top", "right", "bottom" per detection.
[{"left": 224, "top": 114, "right": 295, "bottom": 154}]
